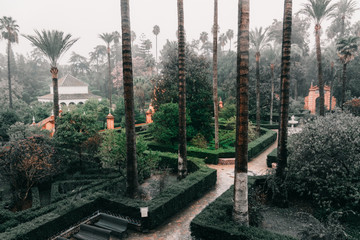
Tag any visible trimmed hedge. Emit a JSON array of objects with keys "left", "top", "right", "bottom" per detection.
[
  {"left": 190, "top": 184, "right": 295, "bottom": 240},
  {"left": 0, "top": 153, "right": 216, "bottom": 239},
  {"left": 266, "top": 148, "right": 277, "bottom": 168},
  {"left": 147, "top": 128, "right": 277, "bottom": 164}
]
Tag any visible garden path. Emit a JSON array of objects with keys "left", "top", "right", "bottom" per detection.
[{"left": 125, "top": 132, "right": 277, "bottom": 240}]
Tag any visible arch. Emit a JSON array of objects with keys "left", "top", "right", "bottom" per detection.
[
  {"left": 78, "top": 102, "right": 84, "bottom": 105},
  {"left": 60, "top": 102, "right": 67, "bottom": 106},
  {"left": 304, "top": 85, "right": 336, "bottom": 114}
]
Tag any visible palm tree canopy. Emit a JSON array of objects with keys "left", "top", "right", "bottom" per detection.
[
  {"left": 226, "top": 29, "right": 234, "bottom": 40},
  {"left": 337, "top": 36, "right": 359, "bottom": 64},
  {"left": 199, "top": 31, "right": 208, "bottom": 43},
  {"left": 23, "top": 30, "right": 78, "bottom": 67},
  {"left": 99, "top": 32, "right": 115, "bottom": 48},
  {"left": 112, "top": 31, "right": 121, "bottom": 44},
  {"left": 300, "top": 0, "right": 336, "bottom": 24},
  {"left": 263, "top": 42, "right": 281, "bottom": 66},
  {"left": 249, "top": 27, "right": 270, "bottom": 53},
  {"left": 153, "top": 25, "right": 160, "bottom": 36},
  {"left": 219, "top": 33, "right": 228, "bottom": 47},
  {"left": 0, "top": 16, "right": 19, "bottom": 44},
  {"left": 332, "top": 0, "right": 358, "bottom": 20}
]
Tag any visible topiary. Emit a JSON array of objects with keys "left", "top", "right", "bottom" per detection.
[{"left": 287, "top": 112, "right": 360, "bottom": 212}]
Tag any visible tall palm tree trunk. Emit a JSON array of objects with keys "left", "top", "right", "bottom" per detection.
[
  {"left": 107, "top": 47, "right": 112, "bottom": 108},
  {"left": 177, "top": 0, "right": 187, "bottom": 180},
  {"left": 121, "top": 0, "right": 139, "bottom": 197},
  {"left": 315, "top": 24, "right": 325, "bottom": 116},
  {"left": 213, "top": 0, "right": 219, "bottom": 149},
  {"left": 233, "top": 0, "right": 249, "bottom": 226},
  {"left": 329, "top": 62, "right": 334, "bottom": 110},
  {"left": 7, "top": 40, "right": 12, "bottom": 109},
  {"left": 50, "top": 67, "right": 59, "bottom": 125},
  {"left": 255, "top": 53, "right": 261, "bottom": 135},
  {"left": 275, "top": 0, "right": 292, "bottom": 208},
  {"left": 270, "top": 64, "right": 275, "bottom": 124},
  {"left": 341, "top": 63, "right": 347, "bottom": 110}
]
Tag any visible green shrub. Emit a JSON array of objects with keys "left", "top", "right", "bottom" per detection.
[
  {"left": 287, "top": 112, "right": 360, "bottom": 212},
  {"left": 190, "top": 133, "right": 208, "bottom": 148}
]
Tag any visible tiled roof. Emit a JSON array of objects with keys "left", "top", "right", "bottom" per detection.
[
  {"left": 38, "top": 93, "right": 102, "bottom": 100},
  {"left": 49, "top": 74, "right": 88, "bottom": 87}
]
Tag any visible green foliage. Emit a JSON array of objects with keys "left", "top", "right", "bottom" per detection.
[
  {"left": 7, "top": 122, "right": 50, "bottom": 142},
  {"left": 219, "top": 103, "right": 236, "bottom": 120},
  {"left": 98, "top": 130, "right": 159, "bottom": 182},
  {"left": 287, "top": 112, "right": 360, "bottom": 212},
  {"left": 149, "top": 103, "right": 194, "bottom": 145},
  {"left": 152, "top": 41, "right": 213, "bottom": 140},
  {"left": 190, "top": 133, "right": 208, "bottom": 149},
  {"left": 0, "top": 110, "right": 19, "bottom": 141},
  {"left": 190, "top": 184, "right": 296, "bottom": 240}
]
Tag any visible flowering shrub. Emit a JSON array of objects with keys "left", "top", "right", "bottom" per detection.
[{"left": 287, "top": 112, "right": 360, "bottom": 212}]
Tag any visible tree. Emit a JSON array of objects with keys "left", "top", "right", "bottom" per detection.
[
  {"left": 219, "top": 33, "right": 228, "bottom": 52},
  {"left": 226, "top": 29, "right": 234, "bottom": 51},
  {"left": 54, "top": 111, "right": 98, "bottom": 171},
  {"left": 99, "top": 32, "right": 115, "bottom": 108},
  {"left": 250, "top": 27, "right": 270, "bottom": 134},
  {"left": 23, "top": 30, "right": 78, "bottom": 126},
  {"left": 177, "top": 0, "right": 187, "bottom": 180},
  {"left": 0, "top": 16, "right": 19, "bottom": 109},
  {"left": 336, "top": 36, "right": 359, "bottom": 109},
  {"left": 300, "top": 0, "right": 335, "bottom": 116},
  {"left": 153, "top": 25, "right": 160, "bottom": 64},
  {"left": 69, "top": 52, "right": 89, "bottom": 76},
  {"left": 263, "top": 43, "right": 281, "bottom": 124},
  {"left": 213, "top": 0, "right": 219, "bottom": 149},
  {"left": 121, "top": 0, "right": 139, "bottom": 197},
  {"left": 275, "top": 0, "right": 293, "bottom": 207},
  {"left": 329, "top": 0, "right": 358, "bottom": 38},
  {"left": 0, "top": 136, "right": 59, "bottom": 211},
  {"left": 233, "top": 0, "right": 249, "bottom": 226}
]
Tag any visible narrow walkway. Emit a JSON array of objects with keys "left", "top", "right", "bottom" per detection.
[{"left": 125, "top": 135, "right": 278, "bottom": 240}]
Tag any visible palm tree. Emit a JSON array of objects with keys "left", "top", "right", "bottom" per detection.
[
  {"left": 219, "top": 33, "right": 228, "bottom": 52},
  {"left": 152, "top": 25, "right": 160, "bottom": 63},
  {"left": 177, "top": 0, "right": 187, "bottom": 180},
  {"left": 324, "top": 41, "right": 338, "bottom": 109},
  {"left": 131, "top": 30, "right": 136, "bottom": 47},
  {"left": 332, "top": 0, "right": 358, "bottom": 37},
  {"left": 275, "top": 0, "right": 293, "bottom": 208},
  {"left": 337, "top": 36, "right": 359, "bottom": 109},
  {"left": 23, "top": 30, "right": 78, "bottom": 126},
  {"left": 121, "top": 0, "right": 139, "bottom": 198},
  {"left": 226, "top": 29, "right": 234, "bottom": 51},
  {"left": 199, "top": 31, "right": 208, "bottom": 44},
  {"left": 291, "top": 44, "right": 304, "bottom": 100},
  {"left": 250, "top": 27, "right": 270, "bottom": 135},
  {"left": 212, "top": 0, "right": 219, "bottom": 150},
  {"left": 301, "top": 0, "right": 335, "bottom": 116},
  {"left": 0, "top": 17, "right": 19, "bottom": 109},
  {"left": 233, "top": 0, "right": 249, "bottom": 226},
  {"left": 112, "top": 31, "right": 122, "bottom": 64},
  {"left": 264, "top": 43, "right": 281, "bottom": 124},
  {"left": 99, "top": 33, "right": 115, "bottom": 109}
]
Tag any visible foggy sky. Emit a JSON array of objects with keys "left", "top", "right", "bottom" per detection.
[{"left": 1, "top": 0, "right": 359, "bottom": 65}]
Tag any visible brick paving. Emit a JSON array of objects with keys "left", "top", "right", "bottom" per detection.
[{"left": 125, "top": 134, "right": 278, "bottom": 240}]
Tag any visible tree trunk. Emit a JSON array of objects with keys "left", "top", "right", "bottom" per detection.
[
  {"left": 329, "top": 62, "right": 334, "bottom": 110},
  {"left": 315, "top": 24, "right": 325, "bottom": 116},
  {"left": 7, "top": 40, "right": 13, "bottom": 109},
  {"left": 275, "top": 0, "right": 292, "bottom": 208},
  {"left": 233, "top": 0, "right": 249, "bottom": 226},
  {"left": 107, "top": 47, "right": 112, "bottom": 109},
  {"left": 121, "top": 0, "right": 139, "bottom": 198},
  {"left": 341, "top": 63, "right": 347, "bottom": 110},
  {"left": 270, "top": 64, "right": 275, "bottom": 125},
  {"left": 177, "top": 0, "right": 187, "bottom": 180},
  {"left": 50, "top": 67, "right": 59, "bottom": 127},
  {"left": 213, "top": 0, "right": 219, "bottom": 150},
  {"left": 255, "top": 52, "right": 261, "bottom": 135}
]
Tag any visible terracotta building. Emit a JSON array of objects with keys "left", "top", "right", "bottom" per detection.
[{"left": 304, "top": 84, "right": 336, "bottom": 114}]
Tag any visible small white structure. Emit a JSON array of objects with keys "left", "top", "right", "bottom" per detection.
[
  {"left": 288, "top": 115, "right": 301, "bottom": 135},
  {"left": 38, "top": 74, "right": 101, "bottom": 106}
]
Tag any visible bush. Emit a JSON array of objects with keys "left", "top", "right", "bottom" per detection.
[
  {"left": 98, "top": 130, "right": 159, "bottom": 183},
  {"left": 190, "top": 133, "right": 208, "bottom": 148},
  {"left": 287, "top": 112, "right": 360, "bottom": 212},
  {"left": 149, "top": 103, "right": 195, "bottom": 145}
]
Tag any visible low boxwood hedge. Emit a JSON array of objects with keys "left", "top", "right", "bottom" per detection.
[
  {"left": 190, "top": 183, "right": 295, "bottom": 240},
  {"left": 0, "top": 153, "right": 216, "bottom": 239},
  {"left": 266, "top": 148, "right": 277, "bottom": 168}
]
